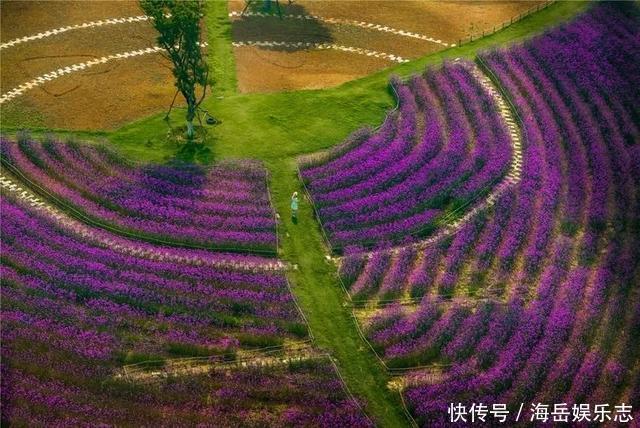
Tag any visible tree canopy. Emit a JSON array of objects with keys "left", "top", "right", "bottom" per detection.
[{"left": 140, "top": 0, "right": 209, "bottom": 139}]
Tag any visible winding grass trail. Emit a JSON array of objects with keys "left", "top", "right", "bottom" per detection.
[{"left": 267, "top": 157, "right": 410, "bottom": 427}]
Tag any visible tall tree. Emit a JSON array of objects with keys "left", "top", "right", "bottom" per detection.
[{"left": 140, "top": 0, "right": 209, "bottom": 140}]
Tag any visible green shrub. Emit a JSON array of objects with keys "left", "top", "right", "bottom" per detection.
[
  {"left": 236, "top": 333, "right": 283, "bottom": 348},
  {"left": 285, "top": 322, "right": 309, "bottom": 338},
  {"left": 166, "top": 342, "right": 222, "bottom": 358}
]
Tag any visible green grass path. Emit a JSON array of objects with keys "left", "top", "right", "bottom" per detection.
[
  {"left": 267, "top": 158, "right": 410, "bottom": 427},
  {"left": 205, "top": 1, "right": 238, "bottom": 96}
]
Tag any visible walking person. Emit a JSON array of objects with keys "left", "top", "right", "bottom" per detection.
[{"left": 291, "top": 191, "right": 299, "bottom": 224}]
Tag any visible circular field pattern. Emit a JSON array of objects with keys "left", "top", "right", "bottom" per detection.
[{"left": 1, "top": 0, "right": 545, "bottom": 128}]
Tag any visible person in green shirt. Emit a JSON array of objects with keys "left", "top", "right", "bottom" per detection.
[{"left": 291, "top": 191, "right": 299, "bottom": 223}]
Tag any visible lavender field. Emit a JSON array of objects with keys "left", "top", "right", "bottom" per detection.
[
  {"left": 342, "top": 3, "right": 639, "bottom": 425},
  {"left": 1, "top": 1, "right": 638, "bottom": 426},
  {"left": 299, "top": 60, "right": 512, "bottom": 252},
  {"left": 1, "top": 193, "right": 307, "bottom": 352},
  {"left": 1, "top": 139, "right": 277, "bottom": 253},
  {"left": 0, "top": 192, "right": 373, "bottom": 426},
  {"left": 2, "top": 351, "right": 371, "bottom": 427}
]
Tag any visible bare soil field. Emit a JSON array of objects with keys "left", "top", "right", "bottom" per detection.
[
  {"left": 234, "top": 48, "right": 391, "bottom": 92},
  {"left": 228, "top": 0, "right": 545, "bottom": 93},
  {"left": 0, "top": 0, "right": 545, "bottom": 129},
  {"left": 0, "top": 0, "right": 179, "bottom": 130},
  {"left": 0, "top": 1, "right": 142, "bottom": 42}
]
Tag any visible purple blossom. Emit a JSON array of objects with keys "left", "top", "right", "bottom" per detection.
[{"left": 1, "top": 139, "right": 277, "bottom": 252}]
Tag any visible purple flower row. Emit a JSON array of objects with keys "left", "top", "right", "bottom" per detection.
[
  {"left": 1, "top": 358, "right": 371, "bottom": 427},
  {"left": 386, "top": 4, "right": 640, "bottom": 424},
  {"left": 347, "top": 3, "right": 640, "bottom": 300},
  {"left": 1, "top": 139, "right": 277, "bottom": 252},
  {"left": 336, "top": 4, "right": 638, "bottom": 425},
  {"left": 300, "top": 61, "right": 511, "bottom": 249},
  {"left": 1, "top": 195, "right": 306, "bottom": 359}
]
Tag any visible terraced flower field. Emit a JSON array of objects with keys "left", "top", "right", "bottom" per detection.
[
  {"left": 299, "top": 59, "right": 514, "bottom": 252},
  {"left": 1, "top": 139, "right": 277, "bottom": 253},
  {"left": 340, "top": 3, "right": 639, "bottom": 425},
  {"left": 1, "top": 191, "right": 304, "bottom": 353},
  {"left": 1, "top": 185, "right": 373, "bottom": 425},
  {"left": 1, "top": 1, "right": 637, "bottom": 427},
  {"left": 2, "top": 348, "right": 370, "bottom": 426}
]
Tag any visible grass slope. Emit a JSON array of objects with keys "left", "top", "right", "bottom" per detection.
[{"left": 0, "top": 2, "right": 588, "bottom": 426}]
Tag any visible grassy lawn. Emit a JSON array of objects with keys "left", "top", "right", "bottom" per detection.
[{"left": 0, "top": 2, "right": 588, "bottom": 426}]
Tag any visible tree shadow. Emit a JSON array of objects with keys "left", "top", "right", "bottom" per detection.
[
  {"left": 171, "top": 139, "right": 215, "bottom": 165},
  {"left": 138, "top": 160, "right": 209, "bottom": 196},
  {"left": 231, "top": 3, "right": 334, "bottom": 52},
  {"left": 162, "top": 110, "right": 218, "bottom": 165}
]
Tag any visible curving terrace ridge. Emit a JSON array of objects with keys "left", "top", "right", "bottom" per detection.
[
  {"left": 344, "top": 3, "right": 640, "bottom": 425},
  {"left": 1, "top": 139, "right": 278, "bottom": 253},
  {"left": 300, "top": 59, "right": 520, "bottom": 253}
]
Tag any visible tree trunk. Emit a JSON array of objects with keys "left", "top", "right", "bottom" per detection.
[
  {"left": 186, "top": 102, "right": 196, "bottom": 140},
  {"left": 186, "top": 120, "right": 195, "bottom": 139}
]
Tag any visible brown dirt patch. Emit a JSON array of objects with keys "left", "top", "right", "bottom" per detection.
[
  {"left": 0, "top": 1, "right": 144, "bottom": 42},
  {"left": 0, "top": 0, "right": 546, "bottom": 129},
  {"left": 0, "top": 0, "right": 183, "bottom": 131},
  {"left": 229, "top": 0, "right": 545, "bottom": 93},
  {"left": 234, "top": 47, "right": 391, "bottom": 92},
  {"left": 1, "top": 23, "right": 158, "bottom": 90},
  {"left": 2, "top": 55, "right": 178, "bottom": 131}
]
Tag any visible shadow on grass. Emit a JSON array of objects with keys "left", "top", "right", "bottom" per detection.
[
  {"left": 171, "top": 139, "right": 215, "bottom": 165},
  {"left": 162, "top": 112, "right": 218, "bottom": 165},
  {"left": 232, "top": 3, "right": 334, "bottom": 52}
]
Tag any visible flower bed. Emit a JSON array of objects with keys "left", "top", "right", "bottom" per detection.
[
  {"left": 0, "top": 194, "right": 375, "bottom": 426},
  {"left": 0, "top": 139, "right": 277, "bottom": 253},
  {"left": 342, "top": 3, "right": 640, "bottom": 425},
  {"left": 1, "top": 194, "right": 306, "bottom": 358},
  {"left": 1, "top": 356, "right": 371, "bottom": 427},
  {"left": 299, "top": 60, "right": 511, "bottom": 251}
]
